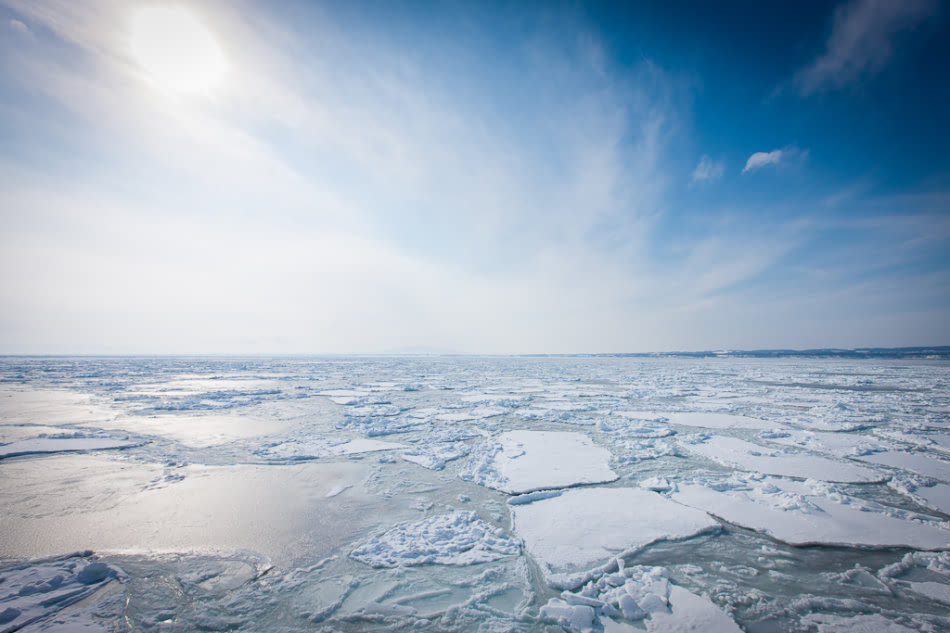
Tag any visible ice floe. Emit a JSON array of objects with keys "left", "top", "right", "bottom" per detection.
[
  {"left": 509, "top": 487, "right": 719, "bottom": 590},
  {"left": 400, "top": 443, "right": 471, "bottom": 470},
  {"left": 664, "top": 411, "right": 776, "bottom": 430},
  {"left": 854, "top": 450, "right": 950, "bottom": 482},
  {"left": 350, "top": 511, "right": 519, "bottom": 567},
  {"left": 540, "top": 564, "right": 741, "bottom": 633},
  {"left": 678, "top": 435, "right": 883, "bottom": 482},
  {"left": 671, "top": 473, "right": 950, "bottom": 550},
  {"left": 459, "top": 430, "right": 618, "bottom": 494}
]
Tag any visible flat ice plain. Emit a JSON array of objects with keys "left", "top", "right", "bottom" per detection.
[{"left": 1, "top": 356, "right": 949, "bottom": 632}]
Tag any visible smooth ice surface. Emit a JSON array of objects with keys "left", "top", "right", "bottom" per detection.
[
  {"left": 510, "top": 487, "right": 719, "bottom": 589},
  {"left": 459, "top": 430, "right": 618, "bottom": 494},
  {"left": 0, "top": 436, "right": 143, "bottom": 459},
  {"left": 678, "top": 435, "right": 883, "bottom": 482},
  {"left": 540, "top": 565, "right": 741, "bottom": 633},
  {"left": 350, "top": 511, "right": 519, "bottom": 567},
  {"left": 672, "top": 474, "right": 950, "bottom": 550}
]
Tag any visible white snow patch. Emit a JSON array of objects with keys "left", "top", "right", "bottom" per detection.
[
  {"left": 510, "top": 487, "right": 719, "bottom": 590},
  {"left": 349, "top": 511, "right": 518, "bottom": 567},
  {"left": 459, "top": 430, "right": 618, "bottom": 494}
]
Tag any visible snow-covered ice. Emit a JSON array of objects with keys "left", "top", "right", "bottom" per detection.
[
  {"left": 510, "top": 487, "right": 719, "bottom": 589},
  {"left": 672, "top": 473, "right": 950, "bottom": 549},
  {"left": 259, "top": 436, "right": 403, "bottom": 460},
  {"left": 678, "top": 434, "right": 883, "bottom": 482},
  {"left": 541, "top": 564, "right": 741, "bottom": 633},
  {"left": 459, "top": 430, "right": 618, "bottom": 494}
]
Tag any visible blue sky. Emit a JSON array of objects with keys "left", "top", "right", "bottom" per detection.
[{"left": 0, "top": 0, "right": 947, "bottom": 354}]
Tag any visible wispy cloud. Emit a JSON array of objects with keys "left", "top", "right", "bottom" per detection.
[
  {"left": 795, "top": 0, "right": 938, "bottom": 95},
  {"left": 743, "top": 149, "right": 783, "bottom": 173},
  {"left": 690, "top": 155, "right": 725, "bottom": 185}
]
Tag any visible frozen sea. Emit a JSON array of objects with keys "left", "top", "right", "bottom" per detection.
[{"left": 1, "top": 355, "right": 949, "bottom": 632}]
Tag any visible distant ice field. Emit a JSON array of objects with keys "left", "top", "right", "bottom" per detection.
[{"left": 1, "top": 356, "right": 949, "bottom": 632}]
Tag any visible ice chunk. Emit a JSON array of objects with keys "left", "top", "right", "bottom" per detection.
[
  {"left": 678, "top": 435, "right": 883, "bottom": 483},
  {"left": 350, "top": 511, "right": 518, "bottom": 567},
  {"left": 459, "top": 430, "right": 618, "bottom": 494},
  {"left": 258, "top": 437, "right": 403, "bottom": 460},
  {"left": 510, "top": 487, "right": 719, "bottom": 590},
  {"left": 0, "top": 553, "right": 123, "bottom": 633},
  {"left": 400, "top": 443, "right": 471, "bottom": 470},
  {"left": 760, "top": 429, "right": 892, "bottom": 458},
  {"left": 540, "top": 565, "right": 741, "bottom": 633},
  {"left": 0, "top": 436, "right": 144, "bottom": 459},
  {"left": 672, "top": 473, "right": 950, "bottom": 550}
]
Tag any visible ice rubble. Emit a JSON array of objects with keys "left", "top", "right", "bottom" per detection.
[
  {"left": 258, "top": 436, "right": 403, "bottom": 460},
  {"left": 0, "top": 436, "right": 143, "bottom": 459},
  {"left": 350, "top": 511, "right": 519, "bottom": 567},
  {"left": 671, "top": 473, "right": 950, "bottom": 549},
  {"left": 678, "top": 435, "right": 883, "bottom": 482},
  {"left": 400, "top": 443, "right": 471, "bottom": 470},
  {"left": 459, "top": 430, "right": 618, "bottom": 494},
  {"left": 509, "top": 487, "right": 719, "bottom": 590},
  {"left": 540, "top": 564, "right": 741, "bottom": 633},
  {"left": 879, "top": 551, "right": 950, "bottom": 605},
  {"left": 888, "top": 475, "right": 950, "bottom": 514},
  {"left": 0, "top": 553, "right": 122, "bottom": 633}
]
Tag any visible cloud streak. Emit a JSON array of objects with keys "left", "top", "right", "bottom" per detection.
[
  {"left": 690, "top": 155, "right": 725, "bottom": 185},
  {"left": 743, "top": 149, "right": 783, "bottom": 173},
  {"left": 796, "top": 0, "right": 938, "bottom": 94}
]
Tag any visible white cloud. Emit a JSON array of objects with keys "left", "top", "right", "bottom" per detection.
[
  {"left": 742, "top": 149, "right": 783, "bottom": 173},
  {"left": 796, "top": 0, "right": 937, "bottom": 94},
  {"left": 690, "top": 155, "right": 725, "bottom": 185},
  {"left": 8, "top": 18, "right": 29, "bottom": 34}
]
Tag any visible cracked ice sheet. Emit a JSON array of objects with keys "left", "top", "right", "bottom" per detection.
[
  {"left": 459, "top": 430, "right": 618, "bottom": 494},
  {"left": 678, "top": 435, "right": 883, "bottom": 483},
  {"left": 888, "top": 476, "right": 950, "bottom": 514},
  {"left": 0, "top": 553, "right": 123, "bottom": 633},
  {"left": 541, "top": 565, "right": 741, "bottom": 633},
  {"left": 0, "top": 436, "right": 145, "bottom": 459},
  {"left": 510, "top": 487, "right": 719, "bottom": 590},
  {"left": 759, "top": 429, "right": 892, "bottom": 458},
  {"left": 671, "top": 473, "right": 950, "bottom": 550},
  {"left": 349, "top": 511, "right": 518, "bottom": 567},
  {"left": 258, "top": 437, "right": 403, "bottom": 460}
]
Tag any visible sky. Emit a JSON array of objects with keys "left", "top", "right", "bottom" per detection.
[{"left": 0, "top": 0, "right": 948, "bottom": 354}]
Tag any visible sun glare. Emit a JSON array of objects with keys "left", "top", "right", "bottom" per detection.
[{"left": 130, "top": 6, "right": 227, "bottom": 95}]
